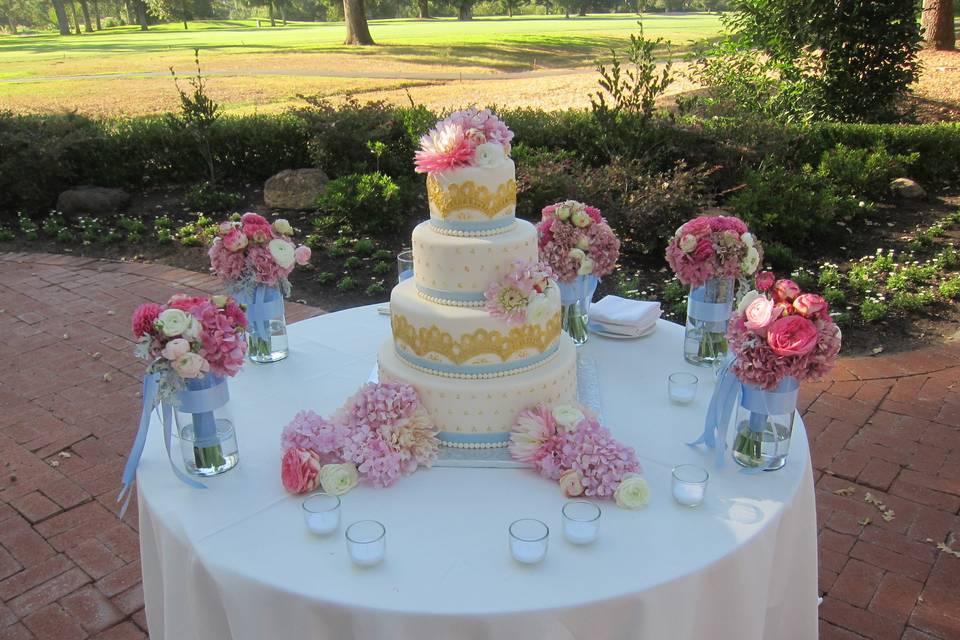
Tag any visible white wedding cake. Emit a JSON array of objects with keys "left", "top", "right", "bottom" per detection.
[{"left": 378, "top": 110, "right": 577, "bottom": 448}]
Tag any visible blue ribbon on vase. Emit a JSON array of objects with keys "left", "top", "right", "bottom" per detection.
[
  {"left": 236, "top": 284, "right": 284, "bottom": 342},
  {"left": 557, "top": 274, "right": 599, "bottom": 307},
  {"left": 117, "top": 373, "right": 230, "bottom": 518},
  {"left": 689, "top": 358, "right": 799, "bottom": 472},
  {"left": 687, "top": 284, "right": 734, "bottom": 325}
]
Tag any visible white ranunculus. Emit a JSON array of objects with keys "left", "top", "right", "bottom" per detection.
[
  {"left": 473, "top": 142, "right": 505, "bottom": 167},
  {"left": 576, "top": 236, "right": 590, "bottom": 250},
  {"left": 678, "top": 233, "right": 697, "bottom": 253},
  {"left": 319, "top": 463, "right": 359, "bottom": 496},
  {"left": 157, "top": 308, "right": 190, "bottom": 337},
  {"left": 571, "top": 210, "right": 592, "bottom": 228},
  {"left": 526, "top": 292, "right": 554, "bottom": 325},
  {"left": 568, "top": 248, "right": 586, "bottom": 262},
  {"left": 556, "top": 204, "right": 572, "bottom": 221},
  {"left": 268, "top": 239, "right": 296, "bottom": 269},
  {"left": 742, "top": 246, "right": 760, "bottom": 275},
  {"left": 737, "top": 289, "right": 761, "bottom": 315},
  {"left": 552, "top": 404, "right": 586, "bottom": 431},
  {"left": 181, "top": 316, "right": 202, "bottom": 341},
  {"left": 614, "top": 474, "right": 651, "bottom": 510},
  {"left": 741, "top": 232, "right": 754, "bottom": 248},
  {"left": 272, "top": 219, "right": 294, "bottom": 236},
  {"left": 577, "top": 257, "right": 595, "bottom": 276}
]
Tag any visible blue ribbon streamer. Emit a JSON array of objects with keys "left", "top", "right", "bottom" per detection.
[{"left": 689, "top": 357, "right": 740, "bottom": 468}]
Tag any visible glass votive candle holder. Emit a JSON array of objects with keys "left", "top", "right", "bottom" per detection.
[
  {"left": 345, "top": 520, "right": 386, "bottom": 567},
  {"left": 562, "top": 500, "right": 601, "bottom": 545},
  {"left": 672, "top": 464, "right": 709, "bottom": 507},
  {"left": 397, "top": 249, "right": 414, "bottom": 283},
  {"left": 302, "top": 493, "right": 341, "bottom": 536},
  {"left": 509, "top": 518, "right": 549, "bottom": 565},
  {"left": 668, "top": 372, "right": 698, "bottom": 404}
]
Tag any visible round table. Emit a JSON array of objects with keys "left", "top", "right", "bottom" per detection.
[{"left": 136, "top": 305, "right": 818, "bottom": 640}]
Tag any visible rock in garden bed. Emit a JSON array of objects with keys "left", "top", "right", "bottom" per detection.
[
  {"left": 56, "top": 186, "right": 130, "bottom": 215},
  {"left": 264, "top": 169, "right": 329, "bottom": 210}
]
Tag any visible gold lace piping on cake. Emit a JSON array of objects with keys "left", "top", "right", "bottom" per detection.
[
  {"left": 392, "top": 313, "right": 561, "bottom": 364},
  {"left": 427, "top": 175, "right": 517, "bottom": 220}
]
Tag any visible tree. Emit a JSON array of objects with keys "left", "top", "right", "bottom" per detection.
[
  {"left": 922, "top": 0, "right": 955, "bottom": 50},
  {"left": 77, "top": 0, "right": 93, "bottom": 31},
  {"left": 134, "top": 0, "right": 149, "bottom": 29},
  {"left": 416, "top": 0, "right": 428, "bottom": 18},
  {"left": 501, "top": 0, "right": 519, "bottom": 16},
  {"left": 50, "top": 0, "right": 71, "bottom": 33},
  {"left": 343, "top": 0, "right": 374, "bottom": 43},
  {"left": 146, "top": 0, "right": 191, "bottom": 27}
]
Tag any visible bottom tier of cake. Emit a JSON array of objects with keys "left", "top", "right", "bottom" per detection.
[{"left": 378, "top": 336, "right": 578, "bottom": 448}]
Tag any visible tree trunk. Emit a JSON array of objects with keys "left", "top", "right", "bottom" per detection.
[
  {"left": 343, "top": 0, "right": 374, "bottom": 44},
  {"left": 78, "top": 0, "right": 93, "bottom": 31},
  {"left": 457, "top": 0, "right": 471, "bottom": 20},
  {"left": 136, "top": 0, "right": 148, "bottom": 29},
  {"left": 922, "top": 0, "right": 955, "bottom": 50},
  {"left": 6, "top": 16, "right": 16, "bottom": 33},
  {"left": 268, "top": 1, "right": 275, "bottom": 26},
  {"left": 125, "top": 0, "right": 134, "bottom": 23},
  {"left": 68, "top": 1, "right": 81, "bottom": 33},
  {"left": 417, "top": 0, "right": 428, "bottom": 18},
  {"left": 507, "top": 4, "right": 512, "bottom": 16},
  {"left": 93, "top": 0, "right": 101, "bottom": 29},
  {"left": 577, "top": 4, "right": 585, "bottom": 16},
  {"left": 280, "top": 3, "right": 286, "bottom": 25}
]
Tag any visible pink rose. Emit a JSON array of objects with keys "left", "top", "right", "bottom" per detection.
[
  {"left": 793, "top": 293, "right": 828, "bottom": 319},
  {"left": 241, "top": 212, "right": 269, "bottom": 226},
  {"left": 222, "top": 228, "right": 248, "bottom": 252},
  {"left": 171, "top": 352, "right": 210, "bottom": 378},
  {"left": 756, "top": 271, "right": 775, "bottom": 292},
  {"left": 772, "top": 279, "right": 801, "bottom": 303},
  {"left": 767, "top": 315, "right": 819, "bottom": 357},
  {"left": 691, "top": 238, "right": 715, "bottom": 262},
  {"left": 682, "top": 217, "right": 712, "bottom": 237},
  {"left": 559, "top": 469, "right": 585, "bottom": 497},
  {"left": 294, "top": 245, "right": 311, "bottom": 266},
  {"left": 131, "top": 303, "right": 161, "bottom": 338},
  {"left": 161, "top": 338, "right": 191, "bottom": 361},
  {"left": 744, "top": 296, "right": 777, "bottom": 332},
  {"left": 280, "top": 448, "right": 322, "bottom": 494}
]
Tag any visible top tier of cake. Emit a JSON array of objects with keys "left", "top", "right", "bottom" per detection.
[{"left": 426, "top": 161, "right": 516, "bottom": 237}]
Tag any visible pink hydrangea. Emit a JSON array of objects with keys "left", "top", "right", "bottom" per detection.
[
  {"left": 538, "top": 201, "right": 619, "bottom": 283},
  {"left": 247, "top": 244, "right": 285, "bottom": 286},
  {"left": 192, "top": 299, "right": 247, "bottom": 377},
  {"left": 559, "top": 419, "right": 640, "bottom": 498},
  {"left": 281, "top": 410, "right": 350, "bottom": 463},
  {"left": 208, "top": 239, "right": 246, "bottom": 282},
  {"left": 666, "top": 214, "right": 761, "bottom": 287}
]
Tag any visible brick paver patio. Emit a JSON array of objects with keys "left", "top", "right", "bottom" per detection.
[{"left": 0, "top": 251, "right": 957, "bottom": 640}]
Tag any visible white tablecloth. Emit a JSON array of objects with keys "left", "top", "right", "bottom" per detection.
[{"left": 137, "top": 305, "right": 818, "bottom": 640}]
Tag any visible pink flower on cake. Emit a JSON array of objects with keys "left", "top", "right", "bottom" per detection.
[
  {"left": 766, "top": 315, "right": 819, "bottom": 357},
  {"left": 280, "top": 448, "right": 322, "bottom": 494},
  {"left": 414, "top": 120, "right": 477, "bottom": 174},
  {"left": 484, "top": 260, "right": 556, "bottom": 325}
]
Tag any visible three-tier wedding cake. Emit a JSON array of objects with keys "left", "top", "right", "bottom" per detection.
[{"left": 378, "top": 110, "right": 577, "bottom": 448}]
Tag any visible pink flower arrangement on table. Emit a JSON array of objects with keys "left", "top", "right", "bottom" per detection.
[
  {"left": 665, "top": 215, "right": 763, "bottom": 288},
  {"left": 510, "top": 403, "right": 650, "bottom": 510},
  {"left": 536, "top": 200, "right": 620, "bottom": 283},
  {"left": 414, "top": 108, "right": 514, "bottom": 174},
  {"left": 279, "top": 382, "right": 440, "bottom": 495},
  {"left": 208, "top": 213, "right": 311, "bottom": 295},
  {"left": 131, "top": 293, "right": 248, "bottom": 399},
  {"left": 727, "top": 272, "right": 842, "bottom": 390},
  {"left": 484, "top": 259, "right": 559, "bottom": 326}
]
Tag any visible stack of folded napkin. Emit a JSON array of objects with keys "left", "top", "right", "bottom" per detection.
[{"left": 589, "top": 295, "right": 661, "bottom": 337}]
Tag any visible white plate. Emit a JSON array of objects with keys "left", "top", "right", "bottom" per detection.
[{"left": 588, "top": 322, "right": 657, "bottom": 339}]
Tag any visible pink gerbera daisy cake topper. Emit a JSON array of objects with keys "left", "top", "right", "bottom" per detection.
[{"left": 414, "top": 108, "right": 514, "bottom": 174}]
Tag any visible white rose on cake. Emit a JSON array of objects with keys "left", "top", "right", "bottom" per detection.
[
  {"left": 473, "top": 142, "right": 505, "bottom": 167},
  {"left": 527, "top": 290, "right": 555, "bottom": 325}
]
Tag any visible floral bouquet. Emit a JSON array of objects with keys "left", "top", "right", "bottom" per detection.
[
  {"left": 510, "top": 403, "right": 650, "bottom": 510},
  {"left": 696, "top": 273, "right": 841, "bottom": 470},
  {"left": 119, "top": 294, "right": 248, "bottom": 513},
  {"left": 536, "top": 200, "right": 620, "bottom": 344},
  {"left": 279, "top": 382, "right": 440, "bottom": 495},
  {"left": 208, "top": 212, "right": 311, "bottom": 363},
  {"left": 414, "top": 108, "right": 513, "bottom": 174},
  {"left": 484, "top": 259, "right": 559, "bottom": 326},
  {"left": 665, "top": 215, "right": 763, "bottom": 366}
]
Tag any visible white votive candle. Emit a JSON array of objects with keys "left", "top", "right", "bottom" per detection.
[
  {"left": 668, "top": 372, "right": 698, "bottom": 405},
  {"left": 562, "top": 500, "right": 601, "bottom": 545},
  {"left": 302, "top": 493, "right": 341, "bottom": 536},
  {"left": 672, "top": 464, "right": 709, "bottom": 508},
  {"left": 346, "top": 520, "right": 386, "bottom": 568},
  {"left": 509, "top": 519, "right": 549, "bottom": 565}
]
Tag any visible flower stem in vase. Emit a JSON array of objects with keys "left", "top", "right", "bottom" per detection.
[
  {"left": 563, "top": 302, "right": 588, "bottom": 344},
  {"left": 732, "top": 412, "right": 766, "bottom": 467},
  {"left": 185, "top": 376, "right": 226, "bottom": 472}
]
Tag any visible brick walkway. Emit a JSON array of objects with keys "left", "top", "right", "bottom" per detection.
[{"left": 0, "top": 251, "right": 958, "bottom": 640}]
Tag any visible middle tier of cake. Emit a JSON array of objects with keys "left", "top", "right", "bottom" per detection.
[{"left": 390, "top": 277, "right": 561, "bottom": 378}]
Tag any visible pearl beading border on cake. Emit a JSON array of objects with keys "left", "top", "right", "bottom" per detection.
[
  {"left": 439, "top": 439, "right": 509, "bottom": 449},
  {"left": 415, "top": 290, "right": 486, "bottom": 307},
  {"left": 395, "top": 347, "right": 559, "bottom": 380},
  {"left": 429, "top": 221, "right": 517, "bottom": 238}
]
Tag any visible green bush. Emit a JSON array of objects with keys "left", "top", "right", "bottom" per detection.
[
  {"left": 316, "top": 172, "right": 408, "bottom": 235},
  {"left": 815, "top": 144, "right": 917, "bottom": 200},
  {"left": 183, "top": 182, "right": 242, "bottom": 213}
]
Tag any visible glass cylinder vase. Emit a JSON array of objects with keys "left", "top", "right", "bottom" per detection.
[
  {"left": 174, "top": 373, "right": 239, "bottom": 476},
  {"left": 557, "top": 274, "right": 599, "bottom": 346},
  {"left": 732, "top": 377, "right": 799, "bottom": 471},
  {"left": 684, "top": 276, "right": 735, "bottom": 367},
  {"left": 236, "top": 284, "right": 288, "bottom": 363}
]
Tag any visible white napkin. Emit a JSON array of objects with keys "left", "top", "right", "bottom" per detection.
[{"left": 589, "top": 295, "right": 661, "bottom": 336}]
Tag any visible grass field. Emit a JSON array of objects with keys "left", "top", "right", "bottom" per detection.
[{"left": 0, "top": 14, "right": 723, "bottom": 115}]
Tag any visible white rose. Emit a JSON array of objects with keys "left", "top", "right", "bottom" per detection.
[
  {"left": 181, "top": 316, "right": 202, "bottom": 341},
  {"left": 268, "top": 239, "right": 296, "bottom": 269},
  {"left": 741, "top": 232, "right": 754, "bottom": 248},
  {"left": 559, "top": 469, "right": 584, "bottom": 497},
  {"left": 571, "top": 210, "right": 591, "bottom": 228},
  {"left": 157, "top": 308, "right": 190, "bottom": 337},
  {"left": 678, "top": 234, "right": 697, "bottom": 253},
  {"left": 577, "top": 257, "right": 595, "bottom": 276},
  {"left": 526, "top": 292, "right": 554, "bottom": 325},
  {"left": 742, "top": 246, "right": 760, "bottom": 275},
  {"left": 614, "top": 474, "right": 651, "bottom": 510},
  {"left": 319, "top": 463, "right": 359, "bottom": 496},
  {"left": 272, "top": 219, "right": 294, "bottom": 236},
  {"left": 576, "top": 236, "right": 590, "bottom": 250},
  {"left": 552, "top": 405, "right": 585, "bottom": 431},
  {"left": 736, "top": 289, "right": 761, "bottom": 315},
  {"left": 473, "top": 142, "right": 505, "bottom": 167}
]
